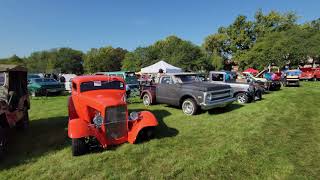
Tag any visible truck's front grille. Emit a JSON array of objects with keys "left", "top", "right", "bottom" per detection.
[{"left": 105, "top": 105, "right": 127, "bottom": 141}]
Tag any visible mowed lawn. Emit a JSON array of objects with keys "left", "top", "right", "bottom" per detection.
[{"left": 0, "top": 82, "right": 320, "bottom": 179}]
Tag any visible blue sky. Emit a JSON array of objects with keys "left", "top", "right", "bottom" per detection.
[{"left": 0, "top": 0, "right": 319, "bottom": 58}]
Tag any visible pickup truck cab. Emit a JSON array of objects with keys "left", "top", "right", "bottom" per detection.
[
  {"left": 209, "top": 71, "right": 262, "bottom": 104},
  {"left": 140, "top": 73, "right": 235, "bottom": 115}
]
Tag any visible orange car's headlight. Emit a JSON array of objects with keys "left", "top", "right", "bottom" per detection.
[{"left": 92, "top": 112, "right": 103, "bottom": 128}]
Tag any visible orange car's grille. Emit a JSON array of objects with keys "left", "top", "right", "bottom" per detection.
[{"left": 105, "top": 105, "right": 127, "bottom": 141}]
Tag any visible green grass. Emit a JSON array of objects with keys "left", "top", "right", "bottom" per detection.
[{"left": 1, "top": 82, "right": 320, "bottom": 179}]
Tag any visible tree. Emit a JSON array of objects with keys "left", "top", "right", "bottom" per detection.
[
  {"left": 203, "top": 10, "right": 300, "bottom": 69},
  {"left": 25, "top": 48, "right": 84, "bottom": 74},
  {"left": 122, "top": 36, "right": 207, "bottom": 72},
  {"left": 237, "top": 27, "right": 320, "bottom": 69},
  {"left": 84, "top": 46, "right": 127, "bottom": 73}
]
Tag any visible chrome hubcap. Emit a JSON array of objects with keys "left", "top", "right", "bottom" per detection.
[
  {"left": 143, "top": 95, "right": 150, "bottom": 106},
  {"left": 237, "top": 95, "right": 246, "bottom": 103},
  {"left": 182, "top": 101, "right": 194, "bottom": 115}
]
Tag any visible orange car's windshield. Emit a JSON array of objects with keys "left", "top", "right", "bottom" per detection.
[{"left": 80, "top": 80, "right": 125, "bottom": 92}]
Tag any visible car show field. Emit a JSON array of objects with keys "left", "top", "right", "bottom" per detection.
[{"left": 0, "top": 82, "right": 319, "bottom": 179}]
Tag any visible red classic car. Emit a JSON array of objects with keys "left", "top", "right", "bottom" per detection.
[
  {"left": 299, "top": 67, "right": 320, "bottom": 81},
  {"left": 68, "top": 75, "right": 158, "bottom": 156}
]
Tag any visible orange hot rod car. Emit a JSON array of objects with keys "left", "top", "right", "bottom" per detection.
[{"left": 68, "top": 75, "right": 158, "bottom": 156}]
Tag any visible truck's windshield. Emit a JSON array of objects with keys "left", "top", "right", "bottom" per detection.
[
  {"left": 175, "top": 75, "right": 201, "bottom": 83},
  {"left": 0, "top": 73, "right": 5, "bottom": 86},
  {"left": 80, "top": 80, "right": 124, "bottom": 92}
]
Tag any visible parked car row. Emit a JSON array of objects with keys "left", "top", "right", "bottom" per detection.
[{"left": 1, "top": 65, "right": 306, "bottom": 158}]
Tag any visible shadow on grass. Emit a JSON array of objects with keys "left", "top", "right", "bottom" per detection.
[
  {"left": 0, "top": 116, "right": 69, "bottom": 170},
  {"left": 129, "top": 109, "right": 179, "bottom": 139},
  {"left": 207, "top": 103, "right": 244, "bottom": 115}
]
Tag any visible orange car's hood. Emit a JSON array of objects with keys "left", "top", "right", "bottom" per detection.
[{"left": 79, "top": 90, "right": 126, "bottom": 110}]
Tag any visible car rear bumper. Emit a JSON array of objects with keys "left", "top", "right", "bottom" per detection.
[{"left": 200, "top": 97, "right": 236, "bottom": 110}]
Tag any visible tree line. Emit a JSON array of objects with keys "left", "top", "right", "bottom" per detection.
[{"left": 1, "top": 10, "right": 319, "bottom": 74}]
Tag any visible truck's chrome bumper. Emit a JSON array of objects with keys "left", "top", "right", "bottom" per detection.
[{"left": 200, "top": 97, "right": 236, "bottom": 110}]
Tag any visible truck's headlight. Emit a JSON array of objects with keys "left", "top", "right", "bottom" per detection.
[
  {"left": 206, "top": 93, "right": 212, "bottom": 101},
  {"left": 129, "top": 111, "right": 139, "bottom": 121},
  {"left": 93, "top": 112, "right": 103, "bottom": 128}
]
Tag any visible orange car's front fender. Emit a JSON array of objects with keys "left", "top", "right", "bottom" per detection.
[
  {"left": 68, "top": 119, "right": 92, "bottom": 138},
  {"left": 127, "top": 111, "right": 158, "bottom": 144}
]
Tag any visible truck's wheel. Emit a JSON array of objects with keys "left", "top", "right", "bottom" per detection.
[
  {"left": 142, "top": 93, "right": 151, "bottom": 106},
  {"left": 255, "top": 91, "right": 262, "bottom": 101},
  {"left": 0, "top": 127, "right": 7, "bottom": 159},
  {"left": 16, "top": 108, "right": 29, "bottom": 131},
  {"left": 182, "top": 98, "right": 198, "bottom": 115},
  {"left": 72, "top": 138, "right": 88, "bottom": 156},
  {"left": 236, "top": 93, "right": 249, "bottom": 104}
]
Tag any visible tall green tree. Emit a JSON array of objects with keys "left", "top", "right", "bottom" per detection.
[
  {"left": 84, "top": 46, "right": 127, "bottom": 73},
  {"left": 122, "top": 36, "right": 207, "bottom": 71}
]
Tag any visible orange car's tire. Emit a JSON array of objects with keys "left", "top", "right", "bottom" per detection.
[
  {"left": 72, "top": 138, "right": 88, "bottom": 156},
  {"left": 136, "top": 127, "right": 155, "bottom": 144}
]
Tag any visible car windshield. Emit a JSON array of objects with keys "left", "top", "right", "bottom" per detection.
[
  {"left": 286, "top": 70, "right": 301, "bottom": 76},
  {"left": 80, "top": 80, "right": 124, "bottom": 92},
  {"left": 125, "top": 72, "right": 138, "bottom": 84},
  {"left": 0, "top": 73, "right": 5, "bottom": 86},
  {"left": 175, "top": 74, "right": 201, "bottom": 83},
  {"left": 28, "top": 74, "right": 40, "bottom": 79},
  {"left": 34, "top": 78, "right": 57, "bottom": 83}
]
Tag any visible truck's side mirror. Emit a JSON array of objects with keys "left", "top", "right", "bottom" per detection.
[{"left": 9, "top": 91, "right": 15, "bottom": 97}]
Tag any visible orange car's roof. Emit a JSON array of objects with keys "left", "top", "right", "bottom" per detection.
[{"left": 72, "top": 75, "right": 125, "bottom": 84}]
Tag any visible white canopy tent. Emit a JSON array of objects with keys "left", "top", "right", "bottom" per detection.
[{"left": 141, "top": 60, "right": 182, "bottom": 73}]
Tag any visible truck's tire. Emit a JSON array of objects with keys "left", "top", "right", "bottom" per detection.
[
  {"left": 0, "top": 126, "right": 7, "bottom": 159},
  {"left": 72, "top": 138, "right": 88, "bottom": 156},
  {"left": 255, "top": 91, "right": 262, "bottom": 101},
  {"left": 16, "top": 108, "right": 29, "bottom": 131},
  {"left": 181, "top": 98, "right": 198, "bottom": 115},
  {"left": 236, "top": 93, "right": 249, "bottom": 104},
  {"left": 142, "top": 93, "right": 152, "bottom": 106}
]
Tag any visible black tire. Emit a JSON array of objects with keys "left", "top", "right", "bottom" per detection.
[
  {"left": 31, "top": 91, "right": 37, "bottom": 97},
  {"left": 181, "top": 98, "right": 198, "bottom": 115},
  {"left": 313, "top": 77, "right": 317, "bottom": 81},
  {"left": 0, "top": 126, "right": 7, "bottom": 159},
  {"left": 142, "top": 93, "right": 152, "bottom": 106},
  {"left": 16, "top": 109, "right": 29, "bottom": 131},
  {"left": 136, "top": 127, "right": 155, "bottom": 143},
  {"left": 72, "top": 138, "right": 88, "bottom": 156},
  {"left": 255, "top": 91, "right": 262, "bottom": 101},
  {"left": 236, "top": 93, "right": 249, "bottom": 104}
]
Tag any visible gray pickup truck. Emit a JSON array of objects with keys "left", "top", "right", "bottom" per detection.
[
  {"left": 140, "top": 73, "right": 235, "bottom": 115},
  {"left": 209, "top": 71, "right": 262, "bottom": 104}
]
